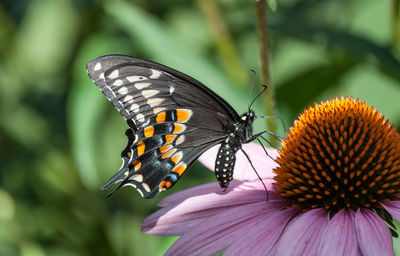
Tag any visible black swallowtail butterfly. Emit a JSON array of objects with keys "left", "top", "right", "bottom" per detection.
[{"left": 87, "top": 55, "right": 269, "bottom": 198}]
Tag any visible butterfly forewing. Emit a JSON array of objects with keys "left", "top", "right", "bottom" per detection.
[
  {"left": 87, "top": 55, "right": 239, "bottom": 130},
  {"left": 87, "top": 55, "right": 241, "bottom": 198}
]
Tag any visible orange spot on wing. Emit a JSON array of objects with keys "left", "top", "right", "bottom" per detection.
[
  {"left": 173, "top": 163, "right": 187, "bottom": 176},
  {"left": 137, "top": 141, "right": 145, "bottom": 156},
  {"left": 159, "top": 180, "right": 172, "bottom": 190},
  {"left": 156, "top": 112, "right": 166, "bottom": 123},
  {"left": 171, "top": 152, "right": 182, "bottom": 164},
  {"left": 161, "top": 148, "right": 176, "bottom": 159},
  {"left": 173, "top": 123, "right": 185, "bottom": 134},
  {"left": 165, "top": 135, "right": 177, "bottom": 144},
  {"left": 176, "top": 109, "right": 192, "bottom": 122},
  {"left": 132, "top": 160, "right": 141, "bottom": 170},
  {"left": 144, "top": 126, "right": 154, "bottom": 137},
  {"left": 159, "top": 145, "right": 172, "bottom": 153}
]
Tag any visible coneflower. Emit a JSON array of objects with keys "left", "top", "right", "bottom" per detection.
[{"left": 143, "top": 98, "right": 400, "bottom": 256}]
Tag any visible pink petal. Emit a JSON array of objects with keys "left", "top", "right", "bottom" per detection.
[
  {"left": 224, "top": 207, "right": 298, "bottom": 256},
  {"left": 354, "top": 209, "right": 394, "bottom": 256},
  {"left": 159, "top": 179, "right": 276, "bottom": 207},
  {"left": 318, "top": 209, "right": 358, "bottom": 255},
  {"left": 164, "top": 200, "right": 286, "bottom": 256},
  {"left": 198, "top": 143, "right": 278, "bottom": 181},
  {"left": 273, "top": 208, "right": 328, "bottom": 255},
  {"left": 142, "top": 184, "right": 277, "bottom": 236},
  {"left": 382, "top": 199, "right": 400, "bottom": 223},
  {"left": 158, "top": 181, "right": 241, "bottom": 207}
]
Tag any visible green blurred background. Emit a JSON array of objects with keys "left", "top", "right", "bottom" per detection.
[{"left": 1, "top": 0, "right": 400, "bottom": 255}]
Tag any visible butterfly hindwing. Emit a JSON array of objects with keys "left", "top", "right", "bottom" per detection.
[{"left": 101, "top": 108, "right": 230, "bottom": 198}]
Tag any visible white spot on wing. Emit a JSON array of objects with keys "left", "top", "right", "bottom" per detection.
[
  {"left": 136, "top": 113, "right": 145, "bottom": 122},
  {"left": 142, "top": 90, "right": 158, "bottom": 98},
  {"left": 108, "top": 69, "right": 119, "bottom": 79},
  {"left": 169, "top": 86, "right": 175, "bottom": 95},
  {"left": 150, "top": 69, "right": 162, "bottom": 79},
  {"left": 147, "top": 98, "right": 164, "bottom": 107},
  {"left": 124, "top": 183, "right": 136, "bottom": 188},
  {"left": 118, "top": 87, "right": 128, "bottom": 94},
  {"left": 130, "top": 174, "right": 143, "bottom": 182},
  {"left": 130, "top": 103, "right": 139, "bottom": 113},
  {"left": 153, "top": 107, "right": 166, "bottom": 114},
  {"left": 123, "top": 183, "right": 144, "bottom": 197},
  {"left": 135, "top": 82, "right": 151, "bottom": 89},
  {"left": 127, "top": 76, "right": 146, "bottom": 82},
  {"left": 99, "top": 73, "right": 104, "bottom": 79},
  {"left": 94, "top": 62, "right": 101, "bottom": 71},
  {"left": 132, "top": 134, "right": 138, "bottom": 144},
  {"left": 124, "top": 95, "right": 134, "bottom": 103},
  {"left": 175, "top": 135, "right": 185, "bottom": 145},
  {"left": 142, "top": 183, "right": 151, "bottom": 193},
  {"left": 113, "top": 79, "right": 123, "bottom": 86}
]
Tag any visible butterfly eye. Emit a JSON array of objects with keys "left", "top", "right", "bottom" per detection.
[{"left": 248, "top": 110, "right": 256, "bottom": 120}]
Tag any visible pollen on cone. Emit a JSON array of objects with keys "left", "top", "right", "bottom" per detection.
[{"left": 273, "top": 98, "right": 400, "bottom": 214}]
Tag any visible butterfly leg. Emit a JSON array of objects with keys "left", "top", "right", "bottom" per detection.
[
  {"left": 246, "top": 130, "right": 281, "bottom": 143},
  {"left": 240, "top": 148, "right": 269, "bottom": 200}
]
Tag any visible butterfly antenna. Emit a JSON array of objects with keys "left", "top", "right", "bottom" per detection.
[
  {"left": 248, "top": 69, "right": 258, "bottom": 111},
  {"left": 258, "top": 115, "right": 288, "bottom": 134},
  {"left": 240, "top": 148, "right": 269, "bottom": 200},
  {"left": 249, "top": 84, "right": 268, "bottom": 110}
]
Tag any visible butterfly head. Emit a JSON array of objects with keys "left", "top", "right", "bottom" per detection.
[{"left": 240, "top": 110, "right": 256, "bottom": 138}]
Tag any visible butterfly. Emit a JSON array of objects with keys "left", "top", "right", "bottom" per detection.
[{"left": 87, "top": 55, "right": 269, "bottom": 198}]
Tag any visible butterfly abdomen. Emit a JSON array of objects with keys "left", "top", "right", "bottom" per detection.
[{"left": 215, "top": 138, "right": 237, "bottom": 189}]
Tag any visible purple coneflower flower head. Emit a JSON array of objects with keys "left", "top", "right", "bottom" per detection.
[{"left": 142, "top": 98, "right": 400, "bottom": 256}]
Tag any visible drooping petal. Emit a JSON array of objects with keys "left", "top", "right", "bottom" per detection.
[
  {"left": 158, "top": 179, "right": 276, "bottom": 208},
  {"left": 223, "top": 207, "right": 298, "bottom": 256},
  {"left": 164, "top": 200, "right": 286, "bottom": 256},
  {"left": 158, "top": 181, "right": 240, "bottom": 207},
  {"left": 273, "top": 208, "right": 328, "bottom": 256},
  {"left": 354, "top": 209, "right": 394, "bottom": 256},
  {"left": 198, "top": 143, "right": 278, "bottom": 181},
  {"left": 318, "top": 209, "right": 358, "bottom": 256},
  {"left": 382, "top": 199, "right": 400, "bottom": 223},
  {"left": 142, "top": 184, "right": 276, "bottom": 236}
]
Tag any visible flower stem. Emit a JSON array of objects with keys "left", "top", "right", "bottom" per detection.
[
  {"left": 255, "top": 0, "right": 279, "bottom": 148},
  {"left": 392, "top": 0, "right": 400, "bottom": 52},
  {"left": 196, "top": 0, "right": 248, "bottom": 87}
]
